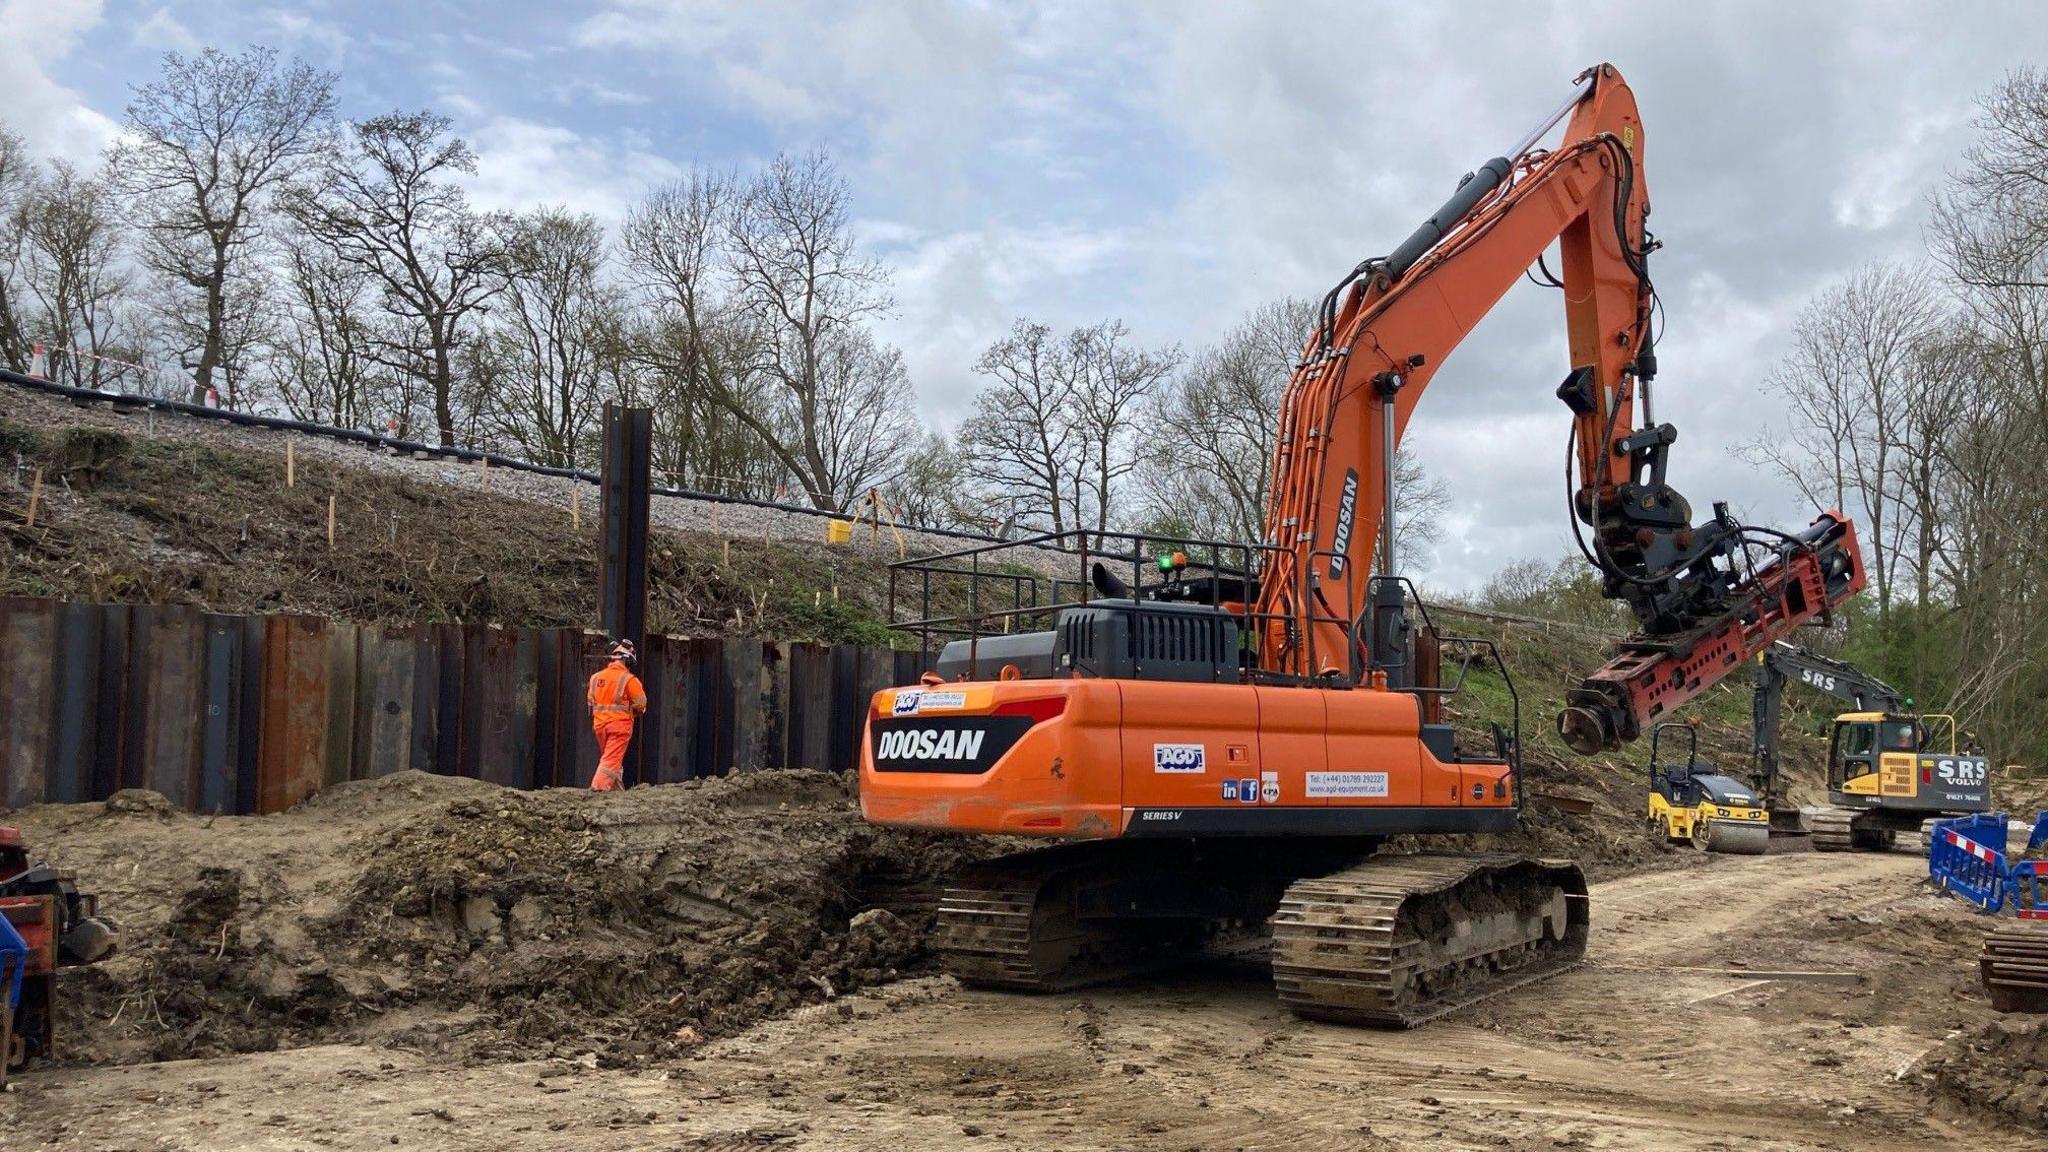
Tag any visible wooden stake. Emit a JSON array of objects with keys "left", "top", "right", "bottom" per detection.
[
  {"left": 327, "top": 494, "right": 337, "bottom": 550},
  {"left": 25, "top": 467, "right": 43, "bottom": 528},
  {"left": 286, "top": 441, "right": 296, "bottom": 488},
  {"left": 832, "top": 584, "right": 839, "bottom": 602},
  {"left": 722, "top": 539, "right": 730, "bottom": 566},
  {"left": 814, "top": 591, "right": 821, "bottom": 608},
  {"left": 570, "top": 488, "right": 582, "bottom": 531}
]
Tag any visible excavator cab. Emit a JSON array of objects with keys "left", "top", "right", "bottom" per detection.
[
  {"left": 1646, "top": 722, "right": 1769, "bottom": 855},
  {"left": 1827, "top": 711, "right": 1983, "bottom": 809}
]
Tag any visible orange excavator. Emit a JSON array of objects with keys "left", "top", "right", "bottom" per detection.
[{"left": 860, "top": 63, "right": 1864, "bottom": 1026}]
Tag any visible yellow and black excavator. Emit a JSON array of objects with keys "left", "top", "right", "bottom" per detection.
[
  {"left": 860, "top": 63, "right": 1864, "bottom": 1026},
  {"left": 1749, "top": 641, "right": 1989, "bottom": 851},
  {"left": 1645, "top": 722, "right": 1770, "bottom": 855}
]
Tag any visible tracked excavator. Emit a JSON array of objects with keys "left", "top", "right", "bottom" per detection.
[
  {"left": 1748, "top": 641, "right": 1989, "bottom": 851},
  {"left": 859, "top": 63, "right": 1865, "bottom": 1026}
]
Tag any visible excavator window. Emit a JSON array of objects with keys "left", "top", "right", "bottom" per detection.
[
  {"left": 1880, "top": 721, "right": 1917, "bottom": 752},
  {"left": 1830, "top": 721, "right": 1878, "bottom": 788},
  {"left": 1841, "top": 724, "right": 1874, "bottom": 757}
]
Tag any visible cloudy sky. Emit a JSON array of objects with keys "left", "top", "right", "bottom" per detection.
[{"left": 6, "top": 0, "right": 2046, "bottom": 591}]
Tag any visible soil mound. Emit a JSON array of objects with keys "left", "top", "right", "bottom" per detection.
[
  {"left": 1925, "top": 1018, "right": 2048, "bottom": 1130},
  {"left": 17, "top": 771, "right": 991, "bottom": 1068}
]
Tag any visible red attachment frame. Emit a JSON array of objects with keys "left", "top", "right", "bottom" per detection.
[{"left": 1567, "top": 512, "right": 1866, "bottom": 749}]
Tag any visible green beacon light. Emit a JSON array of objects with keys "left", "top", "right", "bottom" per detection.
[{"left": 1157, "top": 553, "right": 1175, "bottom": 572}]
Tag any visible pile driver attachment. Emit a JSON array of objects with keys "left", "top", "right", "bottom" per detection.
[{"left": 1558, "top": 510, "right": 1864, "bottom": 755}]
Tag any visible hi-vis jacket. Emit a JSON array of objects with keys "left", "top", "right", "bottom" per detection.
[{"left": 587, "top": 661, "right": 647, "bottom": 728}]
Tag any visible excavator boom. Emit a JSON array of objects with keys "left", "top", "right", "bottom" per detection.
[{"left": 1252, "top": 64, "right": 1864, "bottom": 752}]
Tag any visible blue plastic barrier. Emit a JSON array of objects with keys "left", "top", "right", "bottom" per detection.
[
  {"left": 2014, "top": 811, "right": 2048, "bottom": 920},
  {"left": 1928, "top": 812, "right": 2010, "bottom": 914},
  {"left": 2012, "top": 861, "right": 2048, "bottom": 921}
]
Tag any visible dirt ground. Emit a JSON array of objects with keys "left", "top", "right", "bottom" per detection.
[
  {"left": 5, "top": 771, "right": 995, "bottom": 1071},
  {"left": 3, "top": 790, "right": 2041, "bottom": 1151}
]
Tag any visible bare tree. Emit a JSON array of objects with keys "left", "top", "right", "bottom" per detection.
[
  {"left": 1744, "top": 261, "right": 1938, "bottom": 625},
  {"left": 1140, "top": 297, "right": 1449, "bottom": 570},
  {"left": 1070, "top": 320, "right": 1180, "bottom": 534},
  {"left": 728, "top": 151, "right": 909, "bottom": 509},
  {"left": 1391, "top": 447, "right": 1451, "bottom": 572},
  {"left": 1474, "top": 555, "right": 1631, "bottom": 631},
  {"left": 265, "top": 237, "right": 381, "bottom": 426},
  {"left": 112, "top": 47, "right": 336, "bottom": 404},
  {"left": 620, "top": 156, "right": 915, "bottom": 507},
  {"left": 621, "top": 170, "right": 783, "bottom": 497},
  {"left": 957, "top": 319, "right": 1085, "bottom": 535},
  {"left": 0, "top": 125, "right": 36, "bottom": 371},
  {"left": 21, "top": 162, "right": 134, "bottom": 389},
  {"left": 472, "top": 207, "right": 618, "bottom": 468},
  {"left": 810, "top": 325, "right": 918, "bottom": 503},
  {"left": 1143, "top": 298, "right": 1312, "bottom": 541},
  {"left": 1930, "top": 66, "right": 2048, "bottom": 296},
  {"left": 884, "top": 431, "right": 988, "bottom": 532},
  {"left": 283, "top": 111, "right": 500, "bottom": 446}
]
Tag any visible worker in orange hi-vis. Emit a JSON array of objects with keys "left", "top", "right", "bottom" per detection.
[{"left": 587, "top": 638, "right": 647, "bottom": 791}]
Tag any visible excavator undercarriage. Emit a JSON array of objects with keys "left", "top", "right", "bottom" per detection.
[{"left": 934, "top": 840, "right": 1588, "bottom": 1028}]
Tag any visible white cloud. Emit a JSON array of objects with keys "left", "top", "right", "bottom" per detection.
[
  {"left": 463, "top": 115, "right": 683, "bottom": 222},
  {"left": 868, "top": 219, "right": 1141, "bottom": 426},
  {"left": 0, "top": 0, "right": 120, "bottom": 165},
  {"left": 130, "top": 6, "right": 202, "bottom": 54},
  {"left": 550, "top": 79, "right": 651, "bottom": 108},
  {"left": 258, "top": 8, "right": 352, "bottom": 61}
]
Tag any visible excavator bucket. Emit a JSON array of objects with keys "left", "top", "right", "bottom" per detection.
[
  {"left": 1981, "top": 923, "right": 2048, "bottom": 1013},
  {"left": 1701, "top": 819, "right": 1769, "bottom": 856}
]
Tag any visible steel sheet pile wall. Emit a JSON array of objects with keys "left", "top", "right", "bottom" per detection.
[{"left": 0, "top": 597, "right": 905, "bottom": 814}]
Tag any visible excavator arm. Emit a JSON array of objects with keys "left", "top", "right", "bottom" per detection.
[
  {"left": 1253, "top": 63, "right": 1865, "bottom": 752},
  {"left": 1750, "top": 641, "right": 1908, "bottom": 805}
]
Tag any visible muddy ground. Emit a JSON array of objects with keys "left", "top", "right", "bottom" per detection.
[
  {"left": 2, "top": 777, "right": 2042, "bottom": 1150},
  {"left": 8, "top": 771, "right": 994, "bottom": 1070}
]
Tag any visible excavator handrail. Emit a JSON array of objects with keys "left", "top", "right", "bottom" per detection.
[{"left": 1920, "top": 712, "right": 1961, "bottom": 756}]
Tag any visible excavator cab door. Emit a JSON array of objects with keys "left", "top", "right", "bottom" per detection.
[{"left": 1828, "top": 719, "right": 1879, "bottom": 793}]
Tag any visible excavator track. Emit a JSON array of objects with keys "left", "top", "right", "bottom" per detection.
[
  {"left": 935, "top": 844, "right": 1212, "bottom": 992},
  {"left": 1270, "top": 854, "right": 1588, "bottom": 1029},
  {"left": 1918, "top": 816, "right": 1941, "bottom": 847},
  {"left": 1980, "top": 922, "right": 2048, "bottom": 1014},
  {"left": 1809, "top": 807, "right": 1856, "bottom": 853}
]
